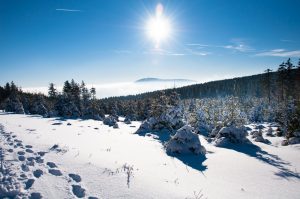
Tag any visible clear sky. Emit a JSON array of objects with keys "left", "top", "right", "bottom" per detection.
[{"left": 1, "top": 0, "right": 300, "bottom": 88}]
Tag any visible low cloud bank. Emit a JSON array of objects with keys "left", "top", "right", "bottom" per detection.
[{"left": 23, "top": 81, "right": 196, "bottom": 99}]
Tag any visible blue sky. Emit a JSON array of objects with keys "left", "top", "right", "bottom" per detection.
[{"left": 1, "top": 0, "right": 300, "bottom": 87}]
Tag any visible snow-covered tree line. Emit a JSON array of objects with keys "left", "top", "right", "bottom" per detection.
[
  {"left": 0, "top": 59, "right": 299, "bottom": 146},
  {"left": 0, "top": 80, "right": 104, "bottom": 120}
]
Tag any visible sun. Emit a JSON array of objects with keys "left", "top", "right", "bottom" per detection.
[{"left": 146, "top": 3, "right": 172, "bottom": 47}]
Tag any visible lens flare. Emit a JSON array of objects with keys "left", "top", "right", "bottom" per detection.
[{"left": 146, "top": 3, "right": 172, "bottom": 48}]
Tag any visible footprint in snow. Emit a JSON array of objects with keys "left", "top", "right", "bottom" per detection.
[
  {"left": 37, "top": 151, "right": 46, "bottom": 156},
  {"left": 25, "top": 149, "right": 34, "bottom": 153},
  {"left": 17, "top": 151, "right": 25, "bottom": 155},
  {"left": 25, "top": 179, "right": 35, "bottom": 189},
  {"left": 21, "top": 164, "right": 30, "bottom": 172},
  {"left": 72, "top": 185, "right": 86, "bottom": 198},
  {"left": 16, "top": 143, "right": 23, "bottom": 147},
  {"left": 35, "top": 157, "right": 44, "bottom": 163},
  {"left": 46, "top": 162, "right": 57, "bottom": 168},
  {"left": 30, "top": 192, "right": 42, "bottom": 199},
  {"left": 88, "top": 197, "right": 99, "bottom": 199},
  {"left": 8, "top": 149, "right": 13, "bottom": 153},
  {"left": 27, "top": 157, "right": 35, "bottom": 161},
  {"left": 25, "top": 145, "right": 33, "bottom": 148},
  {"left": 18, "top": 155, "right": 26, "bottom": 161},
  {"left": 48, "top": 169, "right": 63, "bottom": 176},
  {"left": 33, "top": 169, "right": 43, "bottom": 178},
  {"left": 20, "top": 173, "right": 27, "bottom": 179},
  {"left": 69, "top": 173, "right": 81, "bottom": 183}
]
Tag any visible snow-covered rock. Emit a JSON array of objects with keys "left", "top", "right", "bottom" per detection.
[
  {"left": 165, "top": 125, "right": 206, "bottom": 155},
  {"left": 214, "top": 126, "right": 249, "bottom": 147}
]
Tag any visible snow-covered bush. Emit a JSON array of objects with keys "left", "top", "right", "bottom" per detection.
[
  {"left": 113, "top": 123, "right": 119, "bottom": 129},
  {"left": 165, "top": 125, "right": 206, "bottom": 155},
  {"left": 213, "top": 126, "right": 249, "bottom": 147},
  {"left": 4, "top": 96, "right": 24, "bottom": 114},
  {"left": 252, "top": 130, "right": 269, "bottom": 143},
  {"left": 266, "top": 127, "right": 274, "bottom": 137},
  {"left": 136, "top": 91, "right": 185, "bottom": 135},
  {"left": 103, "top": 115, "right": 117, "bottom": 127},
  {"left": 31, "top": 100, "right": 48, "bottom": 117},
  {"left": 195, "top": 109, "right": 211, "bottom": 136},
  {"left": 54, "top": 95, "right": 81, "bottom": 118},
  {"left": 124, "top": 116, "right": 132, "bottom": 124}
]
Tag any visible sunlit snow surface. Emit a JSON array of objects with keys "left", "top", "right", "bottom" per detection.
[{"left": 0, "top": 113, "right": 300, "bottom": 198}]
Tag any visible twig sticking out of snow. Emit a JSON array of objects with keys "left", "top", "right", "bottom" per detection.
[{"left": 122, "top": 164, "right": 134, "bottom": 188}]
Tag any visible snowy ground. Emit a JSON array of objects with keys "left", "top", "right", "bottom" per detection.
[{"left": 0, "top": 113, "right": 300, "bottom": 199}]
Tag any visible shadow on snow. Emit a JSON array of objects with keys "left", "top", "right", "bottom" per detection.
[
  {"left": 136, "top": 129, "right": 207, "bottom": 173},
  {"left": 220, "top": 142, "right": 300, "bottom": 181}
]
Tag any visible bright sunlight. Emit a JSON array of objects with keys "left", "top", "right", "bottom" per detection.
[{"left": 146, "top": 3, "right": 172, "bottom": 47}]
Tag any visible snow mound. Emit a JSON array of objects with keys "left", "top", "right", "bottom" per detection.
[
  {"left": 165, "top": 125, "right": 206, "bottom": 155},
  {"left": 214, "top": 126, "right": 249, "bottom": 147}
]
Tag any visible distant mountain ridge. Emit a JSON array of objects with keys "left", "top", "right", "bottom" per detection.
[{"left": 135, "top": 78, "right": 196, "bottom": 83}]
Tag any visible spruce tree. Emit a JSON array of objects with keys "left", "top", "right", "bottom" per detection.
[
  {"left": 48, "top": 83, "right": 57, "bottom": 98},
  {"left": 263, "top": 68, "right": 272, "bottom": 104}
]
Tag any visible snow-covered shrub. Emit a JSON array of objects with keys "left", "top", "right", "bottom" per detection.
[
  {"left": 195, "top": 109, "right": 211, "bottom": 136},
  {"left": 209, "top": 122, "right": 223, "bottom": 137},
  {"left": 266, "top": 127, "right": 274, "bottom": 137},
  {"left": 165, "top": 125, "right": 206, "bottom": 155},
  {"left": 250, "top": 104, "right": 264, "bottom": 123},
  {"left": 136, "top": 92, "right": 185, "bottom": 135},
  {"left": 213, "top": 126, "right": 249, "bottom": 147},
  {"left": 4, "top": 96, "right": 24, "bottom": 114},
  {"left": 252, "top": 130, "right": 269, "bottom": 143},
  {"left": 54, "top": 95, "right": 81, "bottom": 118},
  {"left": 31, "top": 101, "right": 48, "bottom": 117},
  {"left": 124, "top": 116, "right": 132, "bottom": 124},
  {"left": 113, "top": 123, "right": 119, "bottom": 129},
  {"left": 103, "top": 115, "right": 117, "bottom": 127}
]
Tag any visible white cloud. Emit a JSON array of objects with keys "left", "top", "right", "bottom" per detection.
[
  {"left": 55, "top": 8, "right": 82, "bottom": 12},
  {"left": 144, "top": 48, "right": 185, "bottom": 56},
  {"left": 223, "top": 39, "right": 253, "bottom": 52},
  {"left": 256, "top": 49, "right": 300, "bottom": 57}
]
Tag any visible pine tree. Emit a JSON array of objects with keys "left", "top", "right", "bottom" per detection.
[
  {"left": 277, "top": 62, "right": 286, "bottom": 102},
  {"left": 48, "top": 83, "right": 57, "bottom": 98},
  {"left": 90, "top": 87, "right": 96, "bottom": 99},
  {"left": 263, "top": 68, "right": 272, "bottom": 104},
  {"left": 63, "top": 80, "right": 72, "bottom": 96}
]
